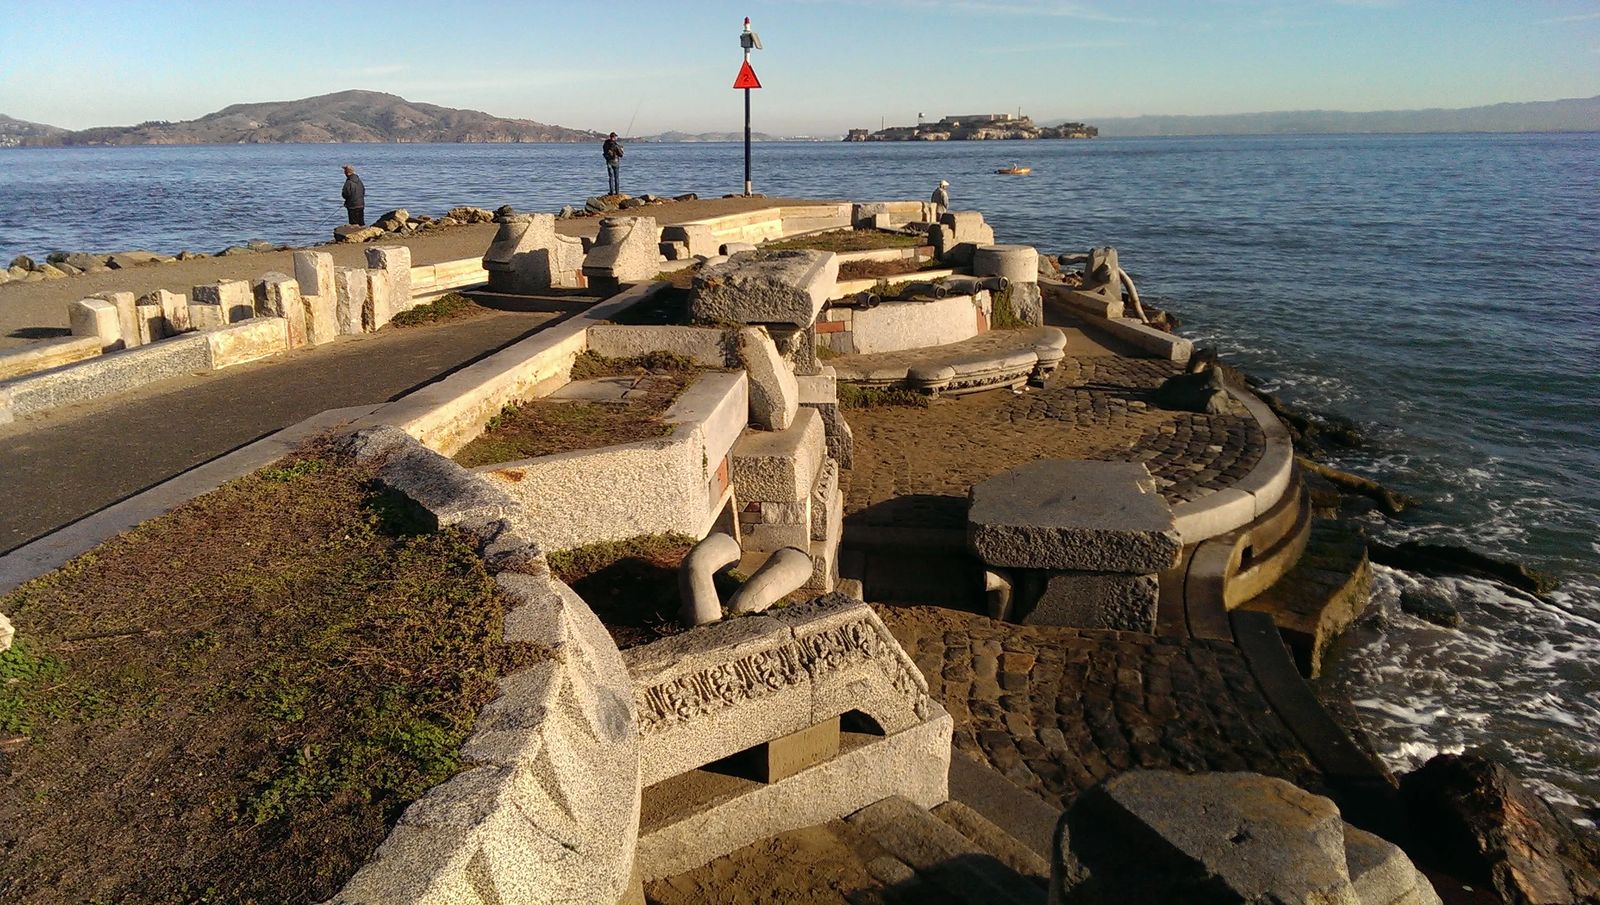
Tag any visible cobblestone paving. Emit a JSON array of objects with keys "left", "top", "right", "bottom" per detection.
[
  {"left": 845, "top": 356, "right": 1266, "bottom": 525},
  {"left": 877, "top": 605, "right": 1324, "bottom": 810}
]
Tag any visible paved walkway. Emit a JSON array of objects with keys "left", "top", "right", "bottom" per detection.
[
  {"left": 0, "top": 310, "right": 557, "bottom": 552},
  {"left": 843, "top": 344, "right": 1265, "bottom": 531},
  {"left": 876, "top": 605, "right": 1325, "bottom": 811}
]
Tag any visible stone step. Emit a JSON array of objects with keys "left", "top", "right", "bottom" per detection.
[
  {"left": 1226, "top": 481, "right": 1313, "bottom": 607},
  {"left": 931, "top": 800, "right": 1050, "bottom": 882},
  {"left": 1239, "top": 518, "right": 1372, "bottom": 677},
  {"left": 848, "top": 795, "right": 1048, "bottom": 904}
]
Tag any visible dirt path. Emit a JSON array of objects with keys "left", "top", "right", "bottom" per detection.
[
  {"left": 0, "top": 195, "right": 823, "bottom": 350},
  {"left": 0, "top": 309, "right": 557, "bottom": 552}
]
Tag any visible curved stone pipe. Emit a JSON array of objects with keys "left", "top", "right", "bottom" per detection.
[
  {"left": 677, "top": 532, "right": 743, "bottom": 626},
  {"left": 1118, "top": 267, "right": 1149, "bottom": 324},
  {"left": 726, "top": 547, "right": 814, "bottom": 615}
]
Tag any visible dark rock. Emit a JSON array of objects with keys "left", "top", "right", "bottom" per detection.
[
  {"left": 175, "top": 250, "right": 207, "bottom": 261},
  {"left": 1297, "top": 457, "right": 1415, "bottom": 517},
  {"left": 373, "top": 209, "right": 409, "bottom": 231},
  {"left": 61, "top": 252, "right": 106, "bottom": 270},
  {"left": 1370, "top": 540, "right": 1555, "bottom": 597},
  {"left": 557, "top": 205, "right": 576, "bottom": 219},
  {"left": 1401, "top": 752, "right": 1600, "bottom": 905},
  {"left": 618, "top": 197, "right": 646, "bottom": 209},
  {"left": 1053, "top": 770, "right": 1439, "bottom": 904},
  {"left": 9, "top": 254, "right": 36, "bottom": 270},
  {"left": 105, "top": 250, "right": 172, "bottom": 268},
  {"left": 245, "top": 240, "right": 277, "bottom": 253},
  {"left": 1151, "top": 366, "right": 1228, "bottom": 414},
  {"left": 493, "top": 204, "right": 517, "bottom": 221},
  {"left": 1399, "top": 587, "right": 1461, "bottom": 628},
  {"left": 585, "top": 196, "right": 617, "bottom": 213},
  {"left": 673, "top": 192, "right": 698, "bottom": 202},
  {"left": 218, "top": 245, "right": 253, "bottom": 256},
  {"left": 332, "top": 225, "right": 385, "bottom": 244}
]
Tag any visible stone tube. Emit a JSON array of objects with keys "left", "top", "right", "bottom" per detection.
[
  {"left": 1118, "top": 267, "right": 1148, "bottom": 323},
  {"left": 678, "top": 532, "right": 743, "bottom": 626},
  {"left": 726, "top": 547, "right": 813, "bottom": 615}
]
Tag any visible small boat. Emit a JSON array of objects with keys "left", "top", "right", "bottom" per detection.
[{"left": 996, "top": 165, "right": 1032, "bottom": 175}]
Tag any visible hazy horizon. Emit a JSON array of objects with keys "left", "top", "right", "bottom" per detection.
[{"left": 2, "top": 0, "right": 1597, "bottom": 135}]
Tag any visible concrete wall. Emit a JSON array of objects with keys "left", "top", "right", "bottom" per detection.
[{"left": 478, "top": 371, "right": 749, "bottom": 552}]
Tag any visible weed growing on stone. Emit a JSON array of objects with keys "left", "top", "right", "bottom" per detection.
[
  {"left": 389, "top": 291, "right": 483, "bottom": 327},
  {"left": 766, "top": 230, "right": 922, "bottom": 253},
  {"left": 0, "top": 452, "right": 522, "bottom": 903},
  {"left": 989, "top": 284, "right": 1026, "bottom": 329}
]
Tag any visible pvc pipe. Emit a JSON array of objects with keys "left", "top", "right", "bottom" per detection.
[
  {"left": 677, "top": 532, "right": 743, "bottom": 626},
  {"left": 726, "top": 546, "right": 814, "bottom": 615}
]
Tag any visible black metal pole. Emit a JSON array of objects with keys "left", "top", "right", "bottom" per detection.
[{"left": 744, "top": 87, "right": 752, "bottom": 196}]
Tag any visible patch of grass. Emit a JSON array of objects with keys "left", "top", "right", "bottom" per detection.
[
  {"left": 765, "top": 230, "right": 923, "bottom": 253},
  {"left": 569, "top": 349, "right": 696, "bottom": 380},
  {"left": 838, "top": 383, "right": 931, "bottom": 409},
  {"left": 454, "top": 357, "right": 697, "bottom": 468},
  {"left": 990, "top": 283, "right": 1026, "bottom": 329},
  {"left": 389, "top": 292, "right": 484, "bottom": 327},
  {"left": 837, "top": 257, "right": 941, "bottom": 281},
  {"left": 0, "top": 451, "right": 523, "bottom": 903},
  {"left": 549, "top": 534, "right": 707, "bottom": 648}
]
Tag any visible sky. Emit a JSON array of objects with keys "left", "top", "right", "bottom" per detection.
[{"left": 1, "top": 0, "right": 1597, "bottom": 135}]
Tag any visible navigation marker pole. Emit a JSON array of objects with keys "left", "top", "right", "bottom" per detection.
[{"left": 736, "top": 17, "right": 763, "bottom": 197}]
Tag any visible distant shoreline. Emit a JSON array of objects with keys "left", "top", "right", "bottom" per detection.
[{"left": 4, "top": 129, "right": 1599, "bottom": 150}]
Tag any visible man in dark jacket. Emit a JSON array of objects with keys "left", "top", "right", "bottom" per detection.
[
  {"left": 602, "top": 133, "right": 623, "bottom": 195},
  {"left": 342, "top": 165, "right": 366, "bottom": 226}
]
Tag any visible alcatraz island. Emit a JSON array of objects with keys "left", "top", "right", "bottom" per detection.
[{"left": 845, "top": 111, "right": 1097, "bottom": 141}]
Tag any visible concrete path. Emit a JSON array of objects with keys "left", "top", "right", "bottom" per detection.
[{"left": 0, "top": 310, "right": 557, "bottom": 553}]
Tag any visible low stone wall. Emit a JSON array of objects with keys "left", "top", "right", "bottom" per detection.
[
  {"left": 326, "top": 428, "right": 642, "bottom": 904},
  {"left": 672, "top": 203, "right": 853, "bottom": 249},
  {"left": 1169, "top": 386, "right": 1295, "bottom": 544},
  {"left": 0, "top": 336, "right": 102, "bottom": 382},
  {"left": 478, "top": 371, "right": 749, "bottom": 553},
  {"left": 408, "top": 256, "right": 489, "bottom": 303},
  {"left": 1041, "top": 278, "right": 1190, "bottom": 362},
  {"left": 821, "top": 293, "right": 989, "bottom": 356},
  {"left": 0, "top": 318, "right": 288, "bottom": 423}
]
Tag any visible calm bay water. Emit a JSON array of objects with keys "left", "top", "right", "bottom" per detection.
[{"left": 2, "top": 135, "right": 1598, "bottom": 817}]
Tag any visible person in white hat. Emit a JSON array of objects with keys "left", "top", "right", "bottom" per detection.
[{"left": 932, "top": 180, "right": 950, "bottom": 218}]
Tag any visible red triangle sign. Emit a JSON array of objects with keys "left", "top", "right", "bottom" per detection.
[{"left": 733, "top": 60, "right": 762, "bottom": 89}]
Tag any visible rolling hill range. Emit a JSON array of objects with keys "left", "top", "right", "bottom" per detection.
[
  {"left": 0, "top": 114, "right": 66, "bottom": 147},
  {"left": 1068, "top": 95, "right": 1600, "bottom": 137},
  {"left": 5, "top": 91, "right": 602, "bottom": 146}
]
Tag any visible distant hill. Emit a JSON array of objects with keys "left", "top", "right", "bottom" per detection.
[
  {"left": 641, "top": 130, "right": 782, "bottom": 142},
  {"left": 0, "top": 114, "right": 66, "bottom": 147},
  {"left": 1054, "top": 95, "right": 1600, "bottom": 137},
  {"left": 10, "top": 90, "right": 603, "bottom": 146}
]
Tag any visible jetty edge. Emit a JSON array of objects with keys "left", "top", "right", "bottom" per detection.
[{"left": 1, "top": 195, "right": 1589, "bottom": 904}]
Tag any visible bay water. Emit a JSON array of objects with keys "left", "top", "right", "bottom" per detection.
[{"left": 2, "top": 135, "right": 1596, "bottom": 818}]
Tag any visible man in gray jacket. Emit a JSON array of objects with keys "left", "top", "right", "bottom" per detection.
[{"left": 342, "top": 165, "right": 366, "bottom": 226}]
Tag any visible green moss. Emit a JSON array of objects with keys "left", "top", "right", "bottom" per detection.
[
  {"left": 838, "top": 383, "right": 931, "bottom": 409},
  {"left": 989, "top": 283, "right": 1026, "bottom": 329}
]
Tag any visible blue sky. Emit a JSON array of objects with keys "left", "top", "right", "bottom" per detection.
[{"left": 1, "top": 0, "right": 1596, "bottom": 134}]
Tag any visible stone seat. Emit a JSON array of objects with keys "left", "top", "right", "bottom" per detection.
[{"left": 833, "top": 326, "right": 1067, "bottom": 397}]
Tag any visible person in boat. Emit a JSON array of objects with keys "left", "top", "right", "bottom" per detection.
[{"left": 932, "top": 179, "right": 950, "bottom": 217}]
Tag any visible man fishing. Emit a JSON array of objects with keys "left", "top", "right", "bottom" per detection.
[
  {"left": 602, "top": 132, "right": 624, "bottom": 195},
  {"left": 341, "top": 165, "right": 365, "bottom": 226}
]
